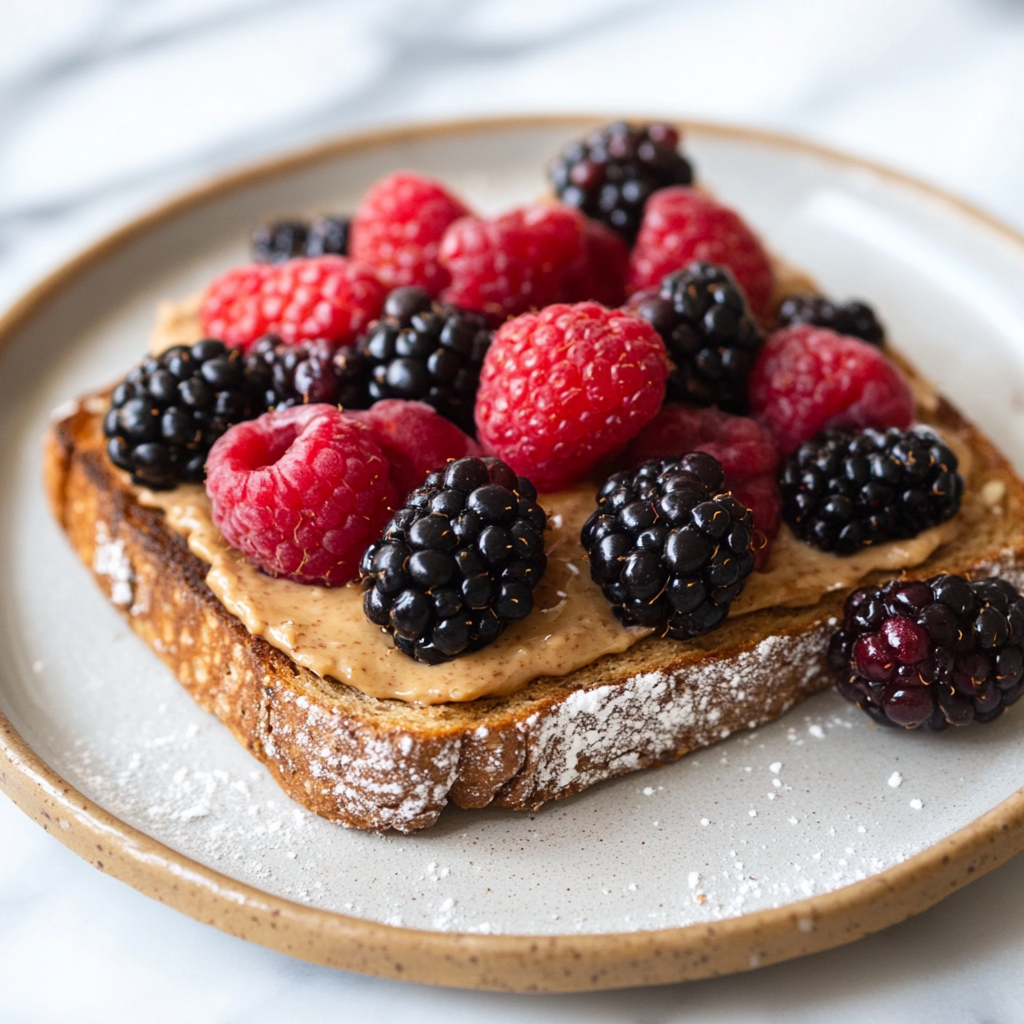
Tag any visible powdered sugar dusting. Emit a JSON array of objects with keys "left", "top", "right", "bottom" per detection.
[{"left": 93, "top": 521, "right": 134, "bottom": 607}]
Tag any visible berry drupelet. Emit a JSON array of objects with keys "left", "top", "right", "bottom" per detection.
[
  {"left": 360, "top": 457, "right": 547, "bottom": 664},
  {"left": 104, "top": 339, "right": 267, "bottom": 489},
  {"left": 252, "top": 215, "right": 350, "bottom": 263},
  {"left": 779, "top": 427, "right": 964, "bottom": 555},
  {"left": 631, "top": 262, "right": 763, "bottom": 413},
  {"left": 549, "top": 122, "right": 694, "bottom": 243},
  {"left": 581, "top": 453, "right": 755, "bottom": 639},
  {"left": 342, "top": 286, "right": 492, "bottom": 435},
  {"left": 829, "top": 574, "right": 1024, "bottom": 729},
  {"left": 245, "top": 335, "right": 368, "bottom": 411},
  {"left": 777, "top": 294, "right": 885, "bottom": 346}
]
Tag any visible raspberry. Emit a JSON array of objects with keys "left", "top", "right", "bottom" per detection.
[
  {"left": 345, "top": 399, "right": 482, "bottom": 498},
  {"left": 199, "top": 256, "right": 387, "bottom": 352},
  {"left": 563, "top": 215, "right": 630, "bottom": 308},
  {"left": 205, "top": 404, "right": 396, "bottom": 586},
  {"left": 748, "top": 325, "right": 916, "bottom": 455},
  {"left": 627, "top": 187, "right": 774, "bottom": 319},
  {"left": 350, "top": 172, "right": 470, "bottom": 296},
  {"left": 474, "top": 303, "right": 669, "bottom": 492},
  {"left": 439, "top": 203, "right": 584, "bottom": 321},
  {"left": 624, "top": 402, "right": 781, "bottom": 568}
]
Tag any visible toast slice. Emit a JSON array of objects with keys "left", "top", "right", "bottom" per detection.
[{"left": 44, "top": 382, "right": 1024, "bottom": 832}]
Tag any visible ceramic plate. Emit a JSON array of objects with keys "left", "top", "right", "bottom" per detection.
[{"left": 3, "top": 116, "right": 1024, "bottom": 992}]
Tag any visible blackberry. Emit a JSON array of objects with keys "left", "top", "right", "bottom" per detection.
[
  {"left": 345, "top": 286, "right": 492, "bottom": 435},
  {"left": 246, "top": 335, "right": 368, "bottom": 411},
  {"left": 778, "top": 294, "right": 885, "bottom": 346},
  {"left": 779, "top": 427, "right": 963, "bottom": 555},
  {"left": 829, "top": 574, "right": 1024, "bottom": 729},
  {"left": 252, "top": 215, "right": 350, "bottom": 263},
  {"left": 360, "top": 457, "right": 547, "bottom": 664},
  {"left": 632, "top": 262, "right": 763, "bottom": 413},
  {"left": 549, "top": 121, "right": 694, "bottom": 242},
  {"left": 104, "top": 339, "right": 266, "bottom": 489},
  {"left": 581, "top": 453, "right": 755, "bottom": 639}
]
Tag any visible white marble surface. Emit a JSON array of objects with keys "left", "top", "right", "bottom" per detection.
[{"left": 3, "top": 1, "right": 1024, "bottom": 1020}]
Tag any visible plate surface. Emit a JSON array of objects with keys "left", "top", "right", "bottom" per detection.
[{"left": 3, "top": 116, "right": 1024, "bottom": 991}]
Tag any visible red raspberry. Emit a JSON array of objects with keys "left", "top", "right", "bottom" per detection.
[
  {"left": 206, "top": 404, "right": 396, "bottom": 586},
  {"left": 199, "top": 256, "right": 387, "bottom": 352},
  {"left": 475, "top": 303, "right": 669, "bottom": 492},
  {"left": 345, "top": 399, "right": 482, "bottom": 498},
  {"left": 749, "top": 325, "right": 915, "bottom": 456},
  {"left": 625, "top": 403, "right": 781, "bottom": 568},
  {"left": 439, "top": 203, "right": 584, "bottom": 321},
  {"left": 563, "top": 215, "right": 629, "bottom": 307},
  {"left": 627, "top": 187, "right": 774, "bottom": 319},
  {"left": 350, "top": 171, "right": 471, "bottom": 296}
]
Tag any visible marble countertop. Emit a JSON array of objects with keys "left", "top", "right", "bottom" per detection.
[{"left": 3, "top": 1, "right": 1024, "bottom": 1020}]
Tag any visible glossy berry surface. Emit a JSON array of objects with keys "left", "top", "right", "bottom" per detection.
[
  {"left": 749, "top": 324, "right": 915, "bottom": 455},
  {"left": 549, "top": 121, "right": 694, "bottom": 243},
  {"left": 630, "top": 261, "right": 763, "bottom": 413},
  {"left": 246, "top": 335, "right": 364, "bottom": 411},
  {"left": 562, "top": 216, "right": 630, "bottom": 308},
  {"left": 581, "top": 453, "right": 755, "bottom": 639},
  {"left": 199, "top": 256, "right": 387, "bottom": 351},
  {"left": 778, "top": 427, "right": 963, "bottom": 555},
  {"left": 829, "top": 575, "right": 1024, "bottom": 729},
  {"left": 474, "top": 302, "right": 669, "bottom": 492},
  {"left": 104, "top": 339, "right": 267, "bottom": 489},
  {"left": 777, "top": 294, "right": 884, "bottom": 346},
  {"left": 205, "top": 404, "right": 396, "bottom": 586},
  {"left": 360, "top": 456, "right": 547, "bottom": 664},
  {"left": 627, "top": 187, "right": 774, "bottom": 319},
  {"left": 252, "top": 215, "right": 350, "bottom": 263},
  {"left": 350, "top": 172, "right": 470, "bottom": 295}
]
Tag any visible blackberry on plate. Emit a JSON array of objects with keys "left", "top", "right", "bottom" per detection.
[
  {"left": 632, "top": 261, "right": 763, "bottom": 413},
  {"left": 778, "top": 294, "right": 885, "bottom": 346},
  {"left": 104, "top": 339, "right": 266, "bottom": 489},
  {"left": 829, "top": 574, "right": 1024, "bottom": 729},
  {"left": 549, "top": 122, "right": 694, "bottom": 242},
  {"left": 343, "top": 286, "right": 492, "bottom": 435},
  {"left": 581, "top": 453, "right": 755, "bottom": 639},
  {"left": 779, "top": 427, "right": 963, "bottom": 555},
  {"left": 360, "top": 456, "right": 548, "bottom": 664},
  {"left": 252, "top": 215, "right": 350, "bottom": 263},
  {"left": 246, "top": 334, "right": 368, "bottom": 411}
]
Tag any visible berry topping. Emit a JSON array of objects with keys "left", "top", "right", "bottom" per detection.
[
  {"left": 350, "top": 172, "right": 471, "bottom": 296},
  {"left": 549, "top": 121, "right": 694, "bottom": 242},
  {"left": 627, "top": 187, "right": 774, "bottom": 319},
  {"left": 778, "top": 294, "right": 885, "bottom": 346},
  {"left": 199, "top": 256, "right": 387, "bottom": 352},
  {"left": 748, "top": 324, "right": 915, "bottom": 455},
  {"left": 252, "top": 215, "right": 350, "bottom": 263},
  {"left": 438, "top": 203, "right": 585, "bottom": 321},
  {"left": 205, "top": 404, "right": 396, "bottom": 586},
  {"left": 625, "top": 402, "right": 781, "bottom": 568},
  {"left": 474, "top": 303, "right": 669, "bottom": 492},
  {"left": 104, "top": 339, "right": 267, "bottom": 489},
  {"left": 562, "top": 216, "right": 630, "bottom": 308},
  {"left": 246, "top": 335, "right": 365, "bottom": 411},
  {"left": 360, "top": 456, "right": 548, "bottom": 664},
  {"left": 829, "top": 575, "right": 1024, "bottom": 729},
  {"left": 581, "top": 454, "right": 755, "bottom": 638},
  {"left": 778, "top": 427, "right": 964, "bottom": 555},
  {"left": 337, "top": 286, "right": 492, "bottom": 434},
  {"left": 629, "top": 261, "right": 764, "bottom": 412}
]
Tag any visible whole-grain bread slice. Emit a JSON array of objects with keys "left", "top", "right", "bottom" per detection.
[{"left": 45, "top": 388, "right": 1024, "bottom": 832}]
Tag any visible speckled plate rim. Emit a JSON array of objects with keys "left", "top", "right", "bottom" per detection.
[{"left": 2, "top": 114, "right": 1024, "bottom": 993}]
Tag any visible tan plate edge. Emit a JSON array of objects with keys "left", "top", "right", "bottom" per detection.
[{"left": 2, "top": 114, "right": 1024, "bottom": 992}]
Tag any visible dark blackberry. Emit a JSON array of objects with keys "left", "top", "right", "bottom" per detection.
[
  {"left": 246, "top": 334, "right": 368, "bottom": 411},
  {"left": 104, "top": 339, "right": 266, "bottom": 489},
  {"left": 778, "top": 294, "right": 885, "bottom": 346},
  {"left": 829, "top": 574, "right": 1024, "bottom": 729},
  {"left": 360, "top": 457, "right": 547, "bottom": 664},
  {"left": 581, "top": 453, "right": 755, "bottom": 639},
  {"left": 549, "top": 121, "right": 694, "bottom": 242},
  {"left": 779, "top": 427, "right": 964, "bottom": 555},
  {"left": 632, "top": 261, "right": 763, "bottom": 413},
  {"left": 252, "top": 215, "right": 350, "bottom": 263},
  {"left": 345, "top": 286, "right": 492, "bottom": 435}
]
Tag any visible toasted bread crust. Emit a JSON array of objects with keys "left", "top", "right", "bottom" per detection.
[{"left": 45, "top": 393, "right": 1024, "bottom": 831}]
